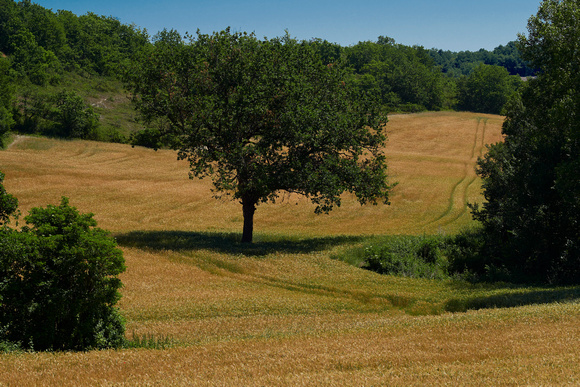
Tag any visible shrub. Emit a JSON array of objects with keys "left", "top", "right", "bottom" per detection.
[
  {"left": 445, "top": 226, "right": 521, "bottom": 283},
  {"left": 362, "top": 235, "right": 449, "bottom": 280},
  {"left": 103, "top": 126, "right": 127, "bottom": 144},
  {"left": 445, "top": 226, "right": 486, "bottom": 277},
  {"left": 130, "top": 127, "right": 171, "bottom": 150},
  {"left": 0, "top": 197, "right": 126, "bottom": 351}
]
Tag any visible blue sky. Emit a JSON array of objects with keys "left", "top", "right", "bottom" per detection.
[{"left": 32, "top": 0, "right": 541, "bottom": 51}]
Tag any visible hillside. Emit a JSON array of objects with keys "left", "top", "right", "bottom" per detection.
[
  {"left": 1, "top": 111, "right": 503, "bottom": 237},
  {"left": 1, "top": 112, "right": 578, "bottom": 384},
  {"left": 0, "top": 0, "right": 532, "bottom": 149}
]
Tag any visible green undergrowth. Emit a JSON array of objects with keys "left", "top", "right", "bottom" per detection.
[
  {"left": 116, "top": 230, "right": 580, "bottom": 319},
  {"left": 329, "top": 233, "right": 580, "bottom": 314},
  {"left": 332, "top": 234, "right": 452, "bottom": 279}
]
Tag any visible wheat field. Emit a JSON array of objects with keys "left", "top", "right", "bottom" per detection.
[
  {"left": 1, "top": 111, "right": 503, "bottom": 236},
  {"left": 0, "top": 112, "right": 578, "bottom": 386}
]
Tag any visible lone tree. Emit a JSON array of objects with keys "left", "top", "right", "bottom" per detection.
[
  {"left": 126, "top": 29, "right": 392, "bottom": 243},
  {"left": 472, "top": 0, "right": 580, "bottom": 283}
]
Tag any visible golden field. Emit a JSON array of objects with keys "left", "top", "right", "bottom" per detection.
[{"left": 0, "top": 111, "right": 578, "bottom": 386}]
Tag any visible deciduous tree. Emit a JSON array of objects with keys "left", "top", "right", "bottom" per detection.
[
  {"left": 472, "top": 0, "right": 580, "bottom": 283},
  {"left": 126, "top": 29, "right": 392, "bottom": 243},
  {"left": 457, "top": 63, "right": 521, "bottom": 114}
]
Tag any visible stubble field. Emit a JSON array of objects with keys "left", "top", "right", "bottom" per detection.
[{"left": 0, "top": 111, "right": 578, "bottom": 386}]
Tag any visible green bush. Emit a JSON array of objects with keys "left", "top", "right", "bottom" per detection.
[
  {"left": 0, "top": 196, "right": 126, "bottom": 351},
  {"left": 130, "top": 127, "right": 167, "bottom": 149},
  {"left": 444, "top": 226, "right": 524, "bottom": 283},
  {"left": 445, "top": 226, "right": 486, "bottom": 278},
  {"left": 362, "top": 235, "right": 449, "bottom": 280},
  {"left": 103, "top": 126, "right": 127, "bottom": 144}
]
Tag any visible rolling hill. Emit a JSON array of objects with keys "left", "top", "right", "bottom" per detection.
[{"left": 0, "top": 112, "right": 578, "bottom": 385}]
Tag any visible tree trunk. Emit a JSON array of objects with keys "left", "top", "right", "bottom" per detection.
[{"left": 241, "top": 198, "right": 256, "bottom": 243}]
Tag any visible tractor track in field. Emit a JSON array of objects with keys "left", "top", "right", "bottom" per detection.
[
  {"left": 6, "top": 134, "right": 27, "bottom": 149},
  {"left": 424, "top": 117, "right": 487, "bottom": 229}
]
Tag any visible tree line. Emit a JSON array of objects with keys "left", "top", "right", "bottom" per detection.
[
  {"left": 0, "top": 0, "right": 149, "bottom": 84},
  {"left": 0, "top": 0, "right": 149, "bottom": 145},
  {"left": 0, "top": 0, "right": 538, "bottom": 148}
]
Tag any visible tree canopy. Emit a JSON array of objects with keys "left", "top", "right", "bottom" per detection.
[
  {"left": 0, "top": 57, "right": 14, "bottom": 145},
  {"left": 345, "top": 39, "right": 447, "bottom": 111},
  {"left": 0, "top": 0, "right": 149, "bottom": 85},
  {"left": 472, "top": 0, "right": 580, "bottom": 284},
  {"left": 0, "top": 0, "right": 540, "bottom": 146},
  {"left": 126, "top": 29, "right": 392, "bottom": 243},
  {"left": 457, "top": 63, "right": 521, "bottom": 114}
]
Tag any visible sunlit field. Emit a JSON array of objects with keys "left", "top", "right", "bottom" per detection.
[
  {"left": 1, "top": 112, "right": 578, "bottom": 385},
  {"left": 1, "top": 111, "right": 503, "bottom": 236}
]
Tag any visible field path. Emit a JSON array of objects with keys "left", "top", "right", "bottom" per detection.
[
  {"left": 423, "top": 117, "right": 487, "bottom": 229},
  {"left": 6, "top": 134, "right": 27, "bottom": 149}
]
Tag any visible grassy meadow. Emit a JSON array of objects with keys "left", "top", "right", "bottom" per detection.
[{"left": 0, "top": 111, "right": 578, "bottom": 385}]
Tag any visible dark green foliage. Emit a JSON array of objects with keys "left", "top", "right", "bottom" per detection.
[
  {"left": 49, "top": 90, "right": 99, "bottom": 139},
  {"left": 443, "top": 226, "right": 515, "bottom": 283},
  {"left": 0, "top": 338, "right": 21, "bottom": 353},
  {"left": 102, "top": 126, "right": 127, "bottom": 144},
  {"left": 345, "top": 38, "right": 446, "bottom": 111},
  {"left": 126, "top": 29, "right": 392, "bottom": 243},
  {"left": 11, "top": 89, "right": 47, "bottom": 134},
  {"left": 130, "top": 127, "right": 170, "bottom": 150},
  {"left": 0, "top": 171, "right": 18, "bottom": 226},
  {"left": 13, "top": 90, "right": 99, "bottom": 139},
  {"left": 0, "top": 196, "right": 126, "bottom": 351},
  {"left": 472, "top": 0, "right": 580, "bottom": 284},
  {"left": 307, "top": 38, "right": 343, "bottom": 65},
  {"left": 0, "top": 0, "right": 149, "bottom": 85},
  {"left": 457, "top": 64, "right": 522, "bottom": 114},
  {"left": 0, "top": 57, "right": 14, "bottom": 145},
  {"left": 362, "top": 235, "right": 449, "bottom": 280},
  {"left": 55, "top": 12, "right": 149, "bottom": 76},
  {"left": 429, "top": 41, "right": 536, "bottom": 78}
]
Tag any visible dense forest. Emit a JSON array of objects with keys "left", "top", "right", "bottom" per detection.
[{"left": 0, "top": 0, "right": 536, "bottom": 147}]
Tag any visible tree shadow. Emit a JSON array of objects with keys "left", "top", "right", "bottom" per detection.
[
  {"left": 114, "top": 230, "right": 364, "bottom": 257},
  {"left": 445, "top": 283, "right": 580, "bottom": 313}
]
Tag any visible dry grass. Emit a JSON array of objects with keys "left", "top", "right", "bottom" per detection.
[
  {"left": 0, "top": 304, "right": 578, "bottom": 385},
  {"left": 1, "top": 112, "right": 578, "bottom": 386},
  {"left": 1, "top": 111, "right": 503, "bottom": 236}
]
